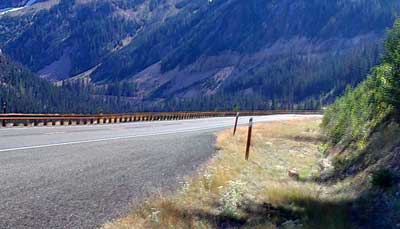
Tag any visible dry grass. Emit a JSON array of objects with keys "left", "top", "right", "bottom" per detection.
[{"left": 104, "top": 117, "right": 353, "bottom": 229}]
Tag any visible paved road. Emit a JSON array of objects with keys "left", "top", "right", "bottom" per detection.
[{"left": 0, "top": 115, "right": 313, "bottom": 228}]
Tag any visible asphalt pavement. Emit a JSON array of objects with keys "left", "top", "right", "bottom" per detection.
[{"left": 0, "top": 115, "right": 315, "bottom": 228}]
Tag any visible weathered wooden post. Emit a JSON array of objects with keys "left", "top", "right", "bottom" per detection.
[
  {"left": 233, "top": 112, "right": 240, "bottom": 136},
  {"left": 245, "top": 118, "right": 253, "bottom": 161}
]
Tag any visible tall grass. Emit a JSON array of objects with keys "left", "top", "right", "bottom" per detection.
[{"left": 104, "top": 118, "right": 353, "bottom": 228}]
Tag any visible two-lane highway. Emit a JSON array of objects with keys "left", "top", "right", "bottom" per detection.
[{"left": 0, "top": 115, "right": 315, "bottom": 228}]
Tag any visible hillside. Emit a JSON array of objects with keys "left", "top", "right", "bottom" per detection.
[
  {"left": 0, "top": 0, "right": 27, "bottom": 9},
  {"left": 0, "top": 0, "right": 400, "bottom": 110},
  {"left": 0, "top": 0, "right": 182, "bottom": 79},
  {"left": 322, "top": 19, "right": 400, "bottom": 228},
  {"left": 0, "top": 53, "right": 128, "bottom": 113},
  {"left": 94, "top": 0, "right": 394, "bottom": 105}
]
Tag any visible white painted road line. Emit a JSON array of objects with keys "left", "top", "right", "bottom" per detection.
[
  {"left": 0, "top": 115, "right": 320, "bottom": 152},
  {"left": 0, "top": 124, "right": 231, "bottom": 152}
]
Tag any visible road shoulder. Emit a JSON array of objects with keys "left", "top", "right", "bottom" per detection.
[{"left": 103, "top": 116, "right": 352, "bottom": 228}]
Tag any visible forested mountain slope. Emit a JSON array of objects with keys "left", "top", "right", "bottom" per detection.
[
  {"left": 0, "top": 0, "right": 28, "bottom": 9},
  {"left": 1, "top": 0, "right": 400, "bottom": 110},
  {"left": 0, "top": 0, "right": 182, "bottom": 80},
  {"left": 0, "top": 53, "right": 127, "bottom": 113}
]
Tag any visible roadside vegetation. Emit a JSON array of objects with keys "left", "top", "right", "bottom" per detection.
[
  {"left": 104, "top": 117, "right": 355, "bottom": 228},
  {"left": 321, "top": 19, "right": 400, "bottom": 227},
  {"left": 322, "top": 19, "right": 400, "bottom": 148}
]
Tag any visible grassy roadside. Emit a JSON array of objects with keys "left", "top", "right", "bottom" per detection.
[{"left": 104, "top": 117, "right": 354, "bottom": 228}]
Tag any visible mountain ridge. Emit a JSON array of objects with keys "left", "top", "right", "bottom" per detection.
[{"left": 1, "top": 0, "right": 400, "bottom": 110}]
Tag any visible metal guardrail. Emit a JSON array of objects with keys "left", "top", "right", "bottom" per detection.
[{"left": 0, "top": 110, "right": 321, "bottom": 128}]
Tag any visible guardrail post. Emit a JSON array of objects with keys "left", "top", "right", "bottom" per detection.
[
  {"left": 1, "top": 100, "right": 6, "bottom": 127},
  {"left": 245, "top": 118, "right": 253, "bottom": 161},
  {"left": 2, "top": 100, "right": 6, "bottom": 114},
  {"left": 25, "top": 120, "right": 32, "bottom": 127},
  {"left": 233, "top": 112, "right": 240, "bottom": 136}
]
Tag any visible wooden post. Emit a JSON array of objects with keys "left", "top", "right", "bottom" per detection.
[
  {"left": 233, "top": 112, "right": 240, "bottom": 136},
  {"left": 245, "top": 118, "right": 253, "bottom": 161}
]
